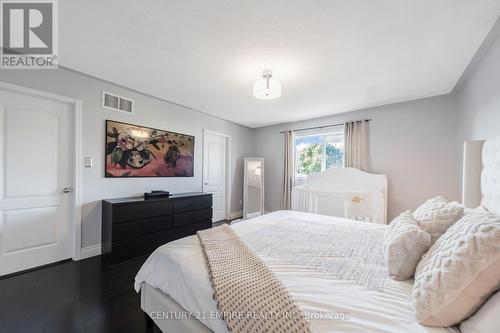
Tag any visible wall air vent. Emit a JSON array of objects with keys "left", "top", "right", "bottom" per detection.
[{"left": 102, "top": 91, "right": 134, "bottom": 114}]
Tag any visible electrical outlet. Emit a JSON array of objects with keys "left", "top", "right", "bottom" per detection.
[{"left": 84, "top": 157, "right": 93, "bottom": 168}]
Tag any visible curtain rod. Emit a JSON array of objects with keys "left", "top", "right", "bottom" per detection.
[{"left": 279, "top": 119, "right": 372, "bottom": 134}]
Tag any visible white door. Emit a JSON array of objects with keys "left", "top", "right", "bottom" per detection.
[
  {"left": 0, "top": 89, "right": 74, "bottom": 276},
  {"left": 203, "top": 131, "right": 227, "bottom": 222}
]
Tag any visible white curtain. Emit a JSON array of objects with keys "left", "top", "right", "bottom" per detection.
[
  {"left": 344, "top": 120, "right": 369, "bottom": 171},
  {"left": 281, "top": 130, "right": 295, "bottom": 210}
]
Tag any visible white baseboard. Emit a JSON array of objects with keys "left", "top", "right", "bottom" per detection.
[
  {"left": 230, "top": 211, "right": 243, "bottom": 220},
  {"left": 81, "top": 244, "right": 101, "bottom": 259}
]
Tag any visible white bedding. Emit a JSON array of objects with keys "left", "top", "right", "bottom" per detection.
[{"left": 135, "top": 210, "right": 459, "bottom": 333}]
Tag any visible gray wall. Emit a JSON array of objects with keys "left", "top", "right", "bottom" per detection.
[
  {"left": 0, "top": 68, "right": 254, "bottom": 248},
  {"left": 253, "top": 95, "right": 461, "bottom": 220},
  {"left": 455, "top": 18, "right": 500, "bottom": 142}
]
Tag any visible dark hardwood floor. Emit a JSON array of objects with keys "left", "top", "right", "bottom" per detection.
[
  {"left": 0, "top": 256, "right": 153, "bottom": 333},
  {"left": 0, "top": 221, "right": 235, "bottom": 333}
]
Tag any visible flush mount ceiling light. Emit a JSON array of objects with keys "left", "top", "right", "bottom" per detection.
[{"left": 253, "top": 70, "right": 281, "bottom": 100}]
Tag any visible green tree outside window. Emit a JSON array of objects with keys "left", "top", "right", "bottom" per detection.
[
  {"left": 326, "top": 144, "right": 343, "bottom": 168},
  {"left": 296, "top": 143, "right": 343, "bottom": 175}
]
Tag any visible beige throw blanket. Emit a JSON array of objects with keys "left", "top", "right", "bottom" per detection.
[{"left": 197, "top": 225, "right": 312, "bottom": 333}]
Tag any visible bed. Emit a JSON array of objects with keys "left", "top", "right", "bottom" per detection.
[
  {"left": 135, "top": 211, "right": 458, "bottom": 333},
  {"left": 135, "top": 137, "right": 500, "bottom": 333}
]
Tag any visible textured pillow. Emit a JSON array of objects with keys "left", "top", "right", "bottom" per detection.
[
  {"left": 461, "top": 291, "right": 500, "bottom": 333},
  {"left": 412, "top": 196, "right": 464, "bottom": 244},
  {"left": 382, "top": 211, "right": 431, "bottom": 280},
  {"left": 412, "top": 212, "right": 500, "bottom": 327}
]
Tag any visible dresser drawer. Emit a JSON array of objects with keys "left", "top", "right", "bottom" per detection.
[
  {"left": 172, "top": 220, "right": 212, "bottom": 240},
  {"left": 109, "top": 230, "right": 173, "bottom": 263},
  {"left": 174, "top": 196, "right": 212, "bottom": 214},
  {"left": 102, "top": 193, "right": 212, "bottom": 264},
  {"left": 173, "top": 208, "right": 212, "bottom": 227},
  {"left": 113, "top": 215, "right": 173, "bottom": 241},
  {"left": 113, "top": 200, "right": 173, "bottom": 223}
]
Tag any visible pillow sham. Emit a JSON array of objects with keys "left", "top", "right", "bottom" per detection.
[
  {"left": 460, "top": 291, "right": 500, "bottom": 333},
  {"left": 412, "top": 196, "right": 464, "bottom": 244},
  {"left": 382, "top": 211, "right": 431, "bottom": 280},
  {"left": 412, "top": 211, "right": 500, "bottom": 327}
]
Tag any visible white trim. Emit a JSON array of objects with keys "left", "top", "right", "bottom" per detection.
[
  {"left": 230, "top": 211, "right": 243, "bottom": 220},
  {"left": 80, "top": 244, "right": 102, "bottom": 259},
  {"left": 203, "top": 129, "right": 232, "bottom": 221},
  {"left": 0, "top": 81, "right": 76, "bottom": 104},
  {"left": 0, "top": 81, "right": 83, "bottom": 262},
  {"left": 73, "top": 100, "right": 83, "bottom": 260},
  {"left": 245, "top": 212, "right": 261, "bottom": 219}
]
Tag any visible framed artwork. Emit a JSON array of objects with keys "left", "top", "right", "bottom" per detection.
[{"left": 105, "top": 120, "right": 194, "bottom": 177}]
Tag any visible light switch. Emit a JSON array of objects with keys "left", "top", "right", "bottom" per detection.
[{"left": 84, "top": 157, "right": 93, "bottom": 168}]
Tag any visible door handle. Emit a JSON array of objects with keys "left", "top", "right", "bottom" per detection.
[
  {"left": 204, "top": 182, "right": 208, "bottom": 186},
  {"left": 63, "top": 187, "right": 71, "bottom": 193}
]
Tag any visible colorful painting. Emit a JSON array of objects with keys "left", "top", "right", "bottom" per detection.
[{"left": 105, "top": 120, "right": 194, "bottom": 177}]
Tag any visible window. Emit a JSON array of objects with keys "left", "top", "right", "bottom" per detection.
[{"left": 294, "top": 127, "right": 344, "bottom": 184}]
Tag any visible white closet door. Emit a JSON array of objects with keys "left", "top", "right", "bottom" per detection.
[{"left": 0, "top": 89, "right": 74, "bottom": 276}]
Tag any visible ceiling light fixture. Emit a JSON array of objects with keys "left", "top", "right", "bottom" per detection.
[{"left": 253, "top": 70, "right": 281, "bottom": 100}]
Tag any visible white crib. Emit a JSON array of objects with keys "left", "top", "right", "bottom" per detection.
[{"left": 291, "top": 168, "right": 388, "bottom": 224}]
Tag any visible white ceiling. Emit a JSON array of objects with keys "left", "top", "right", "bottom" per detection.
[{"left": 60, "top": 1, "right": 500, "bottom": 128}]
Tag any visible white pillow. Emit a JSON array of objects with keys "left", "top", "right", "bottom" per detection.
[
  {"left": 412, "top": 211, "right": 500, "bottom": 327},
  {"left": 461, "top": 291, "right": 500, "bottom": 333},
  {"left": 382, "top": 211, "right": 431, "bottom": 280},
  {"left": 412, "top": 196, "right": 464, "bottom": 244}
]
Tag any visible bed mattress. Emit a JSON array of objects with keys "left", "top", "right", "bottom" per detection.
[{"left": 135, "top": 210, "right": 459, "bottom": 333}]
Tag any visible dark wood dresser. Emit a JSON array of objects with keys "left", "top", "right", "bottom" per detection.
[{"left": 102, "top": 192, "right": 212, "bottom": 264}]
